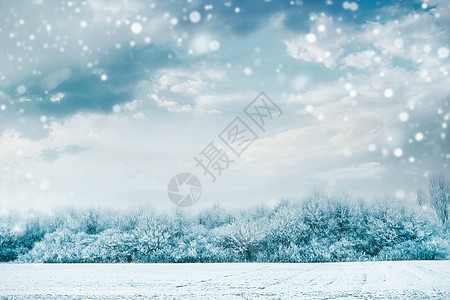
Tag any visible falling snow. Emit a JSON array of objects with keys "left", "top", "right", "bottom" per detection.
[
  {"left": 209, "top": 40, "right": 220, "bottom": 51},
  {"left": 394, "top": 148, "right": 403, "bottom": 157},
  {"left": 0, "top": 0, "right": 449, "bottom": 260},
  {"left": 384, "top": 88, "right": 394, "bottom": 98},
  {"left": 189, "top": 11, "right": 201, "bottom": 23},
  {"left": 131, "top": 22, "right": 143, "bottom": 34},
  {"left": 343, "top": 1, "right": 358, "bottom": 11},
  {"left": 415, "top": 132, "right": 424, "bottom": 141},
  {"left": 399, "top": 112, "right": 409, "bottom": 122},
  {"left": 305, "top": 33, "right": 316, "bottom": 43},
  {"left": 438, "top": 47, "right": 449, "bottom": 59}
]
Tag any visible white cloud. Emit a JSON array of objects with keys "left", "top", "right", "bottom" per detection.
[
  {"left": 148, "top": 94, "right": 196, "bottom": 113},
  {"left": 0, "top": 111, "right": 210, "bottom": 210},
  {"left": 284, "top": 14, "right": 348, "bottom": 68},
  {"left": 50, "top": 93, "right": 65, "bottom": 102},
  {"left": 1, "top": 0, "right": 449, "bottom": 210},
  {"left": 147, "top": 93, "right": 219, "bottom": 114},
  {"left": 194, "top": 92, "right": 257, "bottom": 112},
  {"left": 284, "top": 38, "right": 343, "bottom": 69},
  {"left": 342, "top": 50, "right": 377, "bottom": 69},
  {"left": 317, "top": 162, "right": 384, "bottom": 181},
  {"left": 155, "top": 67, "right": 226, "bottom": 96},
  {"left": 121, "top": 99, "right": 143, "bottom": 111},
  {"left": 285, "top": 7, "right": 450, "bottom": 72}
]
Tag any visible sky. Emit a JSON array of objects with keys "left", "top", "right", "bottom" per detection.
[{"left": 0, "top": 0, "right": 449, "bottom": 211}]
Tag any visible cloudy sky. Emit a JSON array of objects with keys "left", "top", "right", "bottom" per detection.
[{"left": 0, "top": 0, "right": 449, "bottom": 211}]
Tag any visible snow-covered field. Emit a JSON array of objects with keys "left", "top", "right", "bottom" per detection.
[{"left": 1, "top": 261, "right": 449, "bottom": 299}]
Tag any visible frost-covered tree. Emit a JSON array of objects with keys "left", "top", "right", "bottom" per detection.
[
  {"left": 133, "top": 212, "right": 176, "bottom": 262},
  {"left": 23, "top": 228, "right": 94, "bottom": 263},
  {"left": 0, "top": 215, "right": 19, "bottom": 262},
  {"left": 264, "top": 202, "right": 307, "bottom": 248},
  {"left": 428, "top": 173, "right": 449, "bottom": 225},
  {"left": 417, "top": 188, "right": 428, "bottom": 207},
  {"left": 3, "top": 186, "right": 449, "bottom": 263},
  {"left": 197, "top": 204, "right": 233, "bottom": 229},
  {"left": 83, "top": 229, "right": 138, "bottom": 262},
  {"left": 224, "top": 219, "right": 263, "bottom": 261}
]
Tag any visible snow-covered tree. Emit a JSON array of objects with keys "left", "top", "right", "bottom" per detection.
[{"left": 428, "top": 173, "right": 449, "bottom": 225}]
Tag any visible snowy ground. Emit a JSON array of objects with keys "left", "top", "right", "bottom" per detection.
[{"left": 0, "top": 261, "right": 449, "bottom": 299}]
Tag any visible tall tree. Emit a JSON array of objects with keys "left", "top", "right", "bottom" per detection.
[{"left": 428, "top": 173, "right": 449, "bottom": 225}]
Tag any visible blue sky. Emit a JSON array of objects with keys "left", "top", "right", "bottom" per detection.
[{"left": 0, "top": 0, "right": 449, "bottom": 211}]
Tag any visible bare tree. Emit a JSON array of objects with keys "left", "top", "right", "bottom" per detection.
[
  {"left": 417, "top": 188, "right": 428, "bottom": 207},
  {"left": 428, "top": 173, "right": 450, "bottom": 225}
]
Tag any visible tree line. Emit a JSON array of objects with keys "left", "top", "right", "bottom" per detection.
[{"left": 0, "top": 174, "right": 448, "bottom": 263}]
